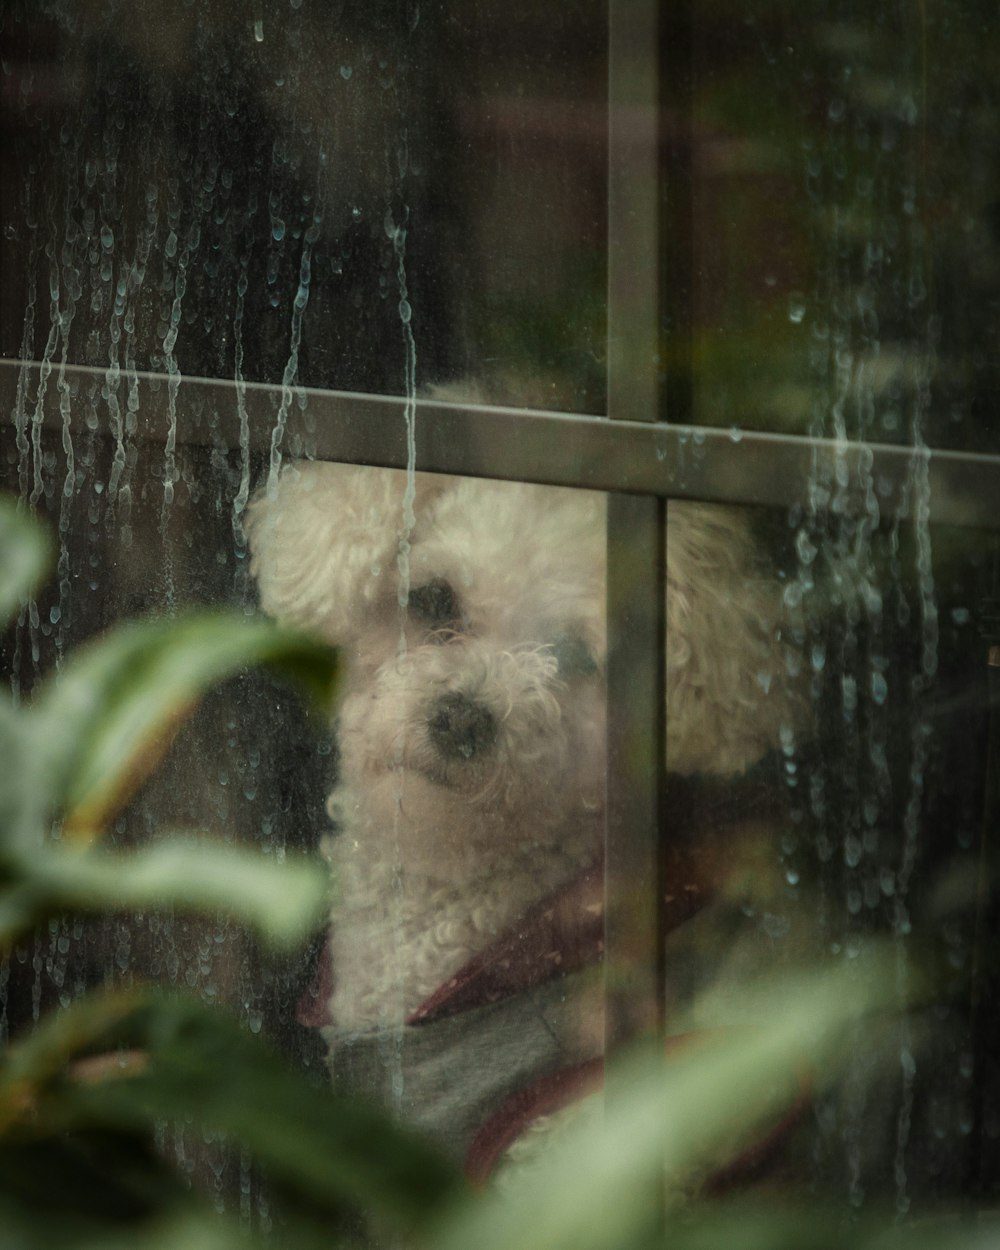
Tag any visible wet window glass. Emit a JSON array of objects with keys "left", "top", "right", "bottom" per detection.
[{"left": 1, "top": 0, "right": 998, "bottom": 1242}]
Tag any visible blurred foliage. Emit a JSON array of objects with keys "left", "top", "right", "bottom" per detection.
[
  {"left": 0, "top": 497, "right": 337, "bottom": 950},
  {"left": 431, "top": 957, "right": 1000, "bottom": 1250},
  {"left": 1, "top": 0, "right": 998, "bottom": 1243},
  {"left": 1, "top": 496, "right": 997, "bottom": 1249},
  {"left": 0, "top": 495, "right": 461, "bottom": 1248},
  {"left": 0, "top": 992, "right": 461, "bottom": 1249}
]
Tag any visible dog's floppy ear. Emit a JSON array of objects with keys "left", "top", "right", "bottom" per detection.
[
  {"left": 666, "top": 504, "right": 800, "bottom": 776},
  {"left": 246, "top": 461, "right": 444, "bottom": 642}
]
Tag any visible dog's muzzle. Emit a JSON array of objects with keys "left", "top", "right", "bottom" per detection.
[{"left": 428, "top": 692, "right": 498, "bottom": 761}]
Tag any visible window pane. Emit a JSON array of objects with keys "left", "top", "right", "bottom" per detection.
[
  {"left": 685, "top": 2, "right": 1000, "bottom": 454},
  {"left": 0, "top": 1, "right": 606, "bottom": 410},
  {"left": 0, "top": 0, "right": 998, "bottom": 1241}
]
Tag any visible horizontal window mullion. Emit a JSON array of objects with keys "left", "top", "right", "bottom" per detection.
[{"left": 3, "top": 358, "right": 999, "bottom": 529}]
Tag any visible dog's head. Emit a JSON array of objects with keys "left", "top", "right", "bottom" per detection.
[
  {"left": 247, "top": 462, "right": 797, "bottom": 870},
  {"left": 247, "top": 463, "right": 606, "bottom": 871}
]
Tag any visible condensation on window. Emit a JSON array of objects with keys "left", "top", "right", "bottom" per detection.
[
  {"left": 0, "top": 0, "right": 997, "bottom": 1234},
  {"left": 0, "top": 0, "right": 609, "bottom": 1218}
]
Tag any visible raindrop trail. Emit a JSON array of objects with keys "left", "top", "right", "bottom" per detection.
[
  {"left": 27, "top": 219, "right": 62, "bottom": 675},
  {"left": 118, "top": 179, "right": 161, "bottom": 548},
  {"left": 230, "top": 186, "right": 259, "bottom": 580},
  {"left": 54, "top": 345, "right": 76, "bottom": 666},
  {"left": 13, "top": 220, "right": 40, "bottom": 504},
  {"left": 890, "top": 166, "right": 939, "bottom": 1201},
  {"left": 267, "top": 188, "right": 321, "bottom": 492},
  {"left": 231, "top": 250, "right": 253, "bottom": 568},
  {"left": 393, "top": 206, "right": 417, "bottom": 620},
  {"left": 9, "top": 217, "right": 42, "bottom": 704},
  {"left": 387, "top": 157, "right": 418, "bottom": 1121}
]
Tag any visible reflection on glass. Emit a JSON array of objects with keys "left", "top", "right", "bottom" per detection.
[
  {"left": 0, "top": 0, "right": 997, "bottom": 1237},
  {"left": 686, "top": 3, "right": 1000, "bottom": 455},
  {"left": 249, "top": 466, "right": 608, "bottom": 1166},
  {"left": 0, "top": 0, "right": 606, "bottom": 410},
  {"left": 247, "top": 463, "right": 807, "bottom": 1181}
]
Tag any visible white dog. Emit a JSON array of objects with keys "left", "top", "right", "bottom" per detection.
[{"left": 247, "top": 462, "right": 799, "bottom": 1165}]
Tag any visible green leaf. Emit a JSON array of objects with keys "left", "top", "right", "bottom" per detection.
[
  {"left": 26, "top": 837, "right": 328, "bottom": 949},
  {"left": 621, "top": 1202, "right": 1000, "bottom": 1250},
  {"left": 0, "top": 497, "right": 51, "bottom": 630},
  {"left": 27, "top": 612, "right": 337, "bottom": 836},
  {"left": 15, "top": 992, "right": 463, "bottom": 1236},
  {"left": 429, "top": 950, "right": 912, "bottom": 1250},
  {"left": 0, "top": 1196, "right": 258, "bottom": 1250},
  {"left": 0, "top": 1135, "right": 200, "bottom": 1247},
  {"left": 0, "top": 881, "right": 51, "bottom": 952},
  {"left": 0, "top": 989, "right": 139, "bottom": 1107}
]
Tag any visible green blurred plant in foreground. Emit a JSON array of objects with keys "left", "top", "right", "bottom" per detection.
[
  {"left": 0, "top": 496, "right": 995, "bottom": 1250},
  {"left": 0, "top": 496, "right": 461, "bottom": 1248}
]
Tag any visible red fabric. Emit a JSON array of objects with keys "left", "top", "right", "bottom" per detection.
[{"left": 297, "top": 941, "right": 335, "bottom": 1028}]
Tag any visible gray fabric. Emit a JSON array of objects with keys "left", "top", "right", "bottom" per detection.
[{"left": 321, "top": 974, "right": 595, "bottom": 1164}]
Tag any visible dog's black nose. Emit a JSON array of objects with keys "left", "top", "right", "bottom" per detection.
[{"left": 428, "top": 692, "right": 498, "bottom": 761}]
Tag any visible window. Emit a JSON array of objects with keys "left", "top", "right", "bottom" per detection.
[{"left": 2, "top": 0, "right": 999, "bottom": 1232}]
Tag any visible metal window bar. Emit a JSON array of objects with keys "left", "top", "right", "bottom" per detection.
[
  {"left": 4, "top": 0, "right": 1000, "bottom": 1179},
  {"left": 4, "top": 360, "right": 997, "bottom": 528},
  {"left": 605, "top": 0, "right": 670, "bottom": 1056},
  {"left": 2, "top": 13, "right": 1000, "bottom": 1245}
]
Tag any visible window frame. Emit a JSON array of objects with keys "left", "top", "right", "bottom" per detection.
[{"left": 2, "top": 0, "right": 1000, "bottom": 1068}]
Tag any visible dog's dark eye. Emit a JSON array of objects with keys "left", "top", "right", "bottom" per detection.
[
  {"left": 552, "top": 634, "right": 598, "bottom": 676},
  {"left": 408, "top": 579, "right": 462, "bottom": 628}
]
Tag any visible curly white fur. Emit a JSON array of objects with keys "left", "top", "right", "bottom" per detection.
[{"left": 247, "top": 463, "right": 797, "bottom": 1032}]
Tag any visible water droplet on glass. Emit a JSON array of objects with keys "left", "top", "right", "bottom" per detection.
[
  {"left": 340, "top": 65, "right": 353, "bottom": 80},
  {"left": 762, "top": 912, "right": 790, "bottom": 940},
  {"left": 272, "top": 219, "right": 285, "bottom": 242},
  {"left": 795, "top": 529, "right": 817, "bottom": 565},
  {"left": 788, "top": 293, "right": 806, "bottom": 324},
  {"left": 253, "top": 19, "right": 264, "bottom": 41}
]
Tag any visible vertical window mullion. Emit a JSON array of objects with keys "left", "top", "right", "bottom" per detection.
[{"left": 605, "top": 0, "right": 667, "bottom": 1054}]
